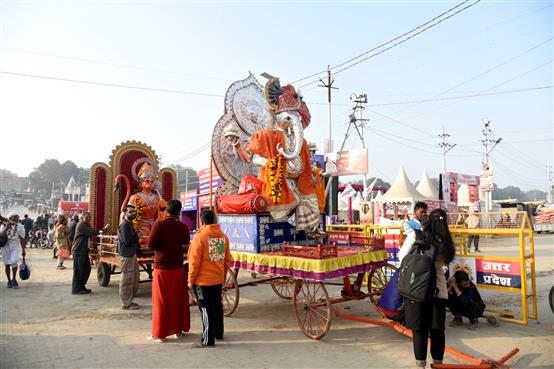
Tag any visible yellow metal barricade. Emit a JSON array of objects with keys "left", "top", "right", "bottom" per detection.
[{"left": 447, "top": 211, "right": 537, "bottom": 325}]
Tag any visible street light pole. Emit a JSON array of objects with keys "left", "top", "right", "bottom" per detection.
[
  {"left": 481, "top": 118, "right": 502, "bottom": 212},
  {"left": 438, "top": 124, "right": 456, "bottom": 176}
]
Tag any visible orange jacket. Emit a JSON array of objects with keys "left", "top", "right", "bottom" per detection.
[{"left": 187, "top": 224, "right": 233, "bottom": 286}]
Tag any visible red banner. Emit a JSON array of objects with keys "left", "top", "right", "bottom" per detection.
[{"left": 326, "top": 148, "right": 368, "bottom": 176}]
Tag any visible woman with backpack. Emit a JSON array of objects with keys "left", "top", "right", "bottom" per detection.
[{"left": 403, "top": 208, "right": 455, "bottom": 369}]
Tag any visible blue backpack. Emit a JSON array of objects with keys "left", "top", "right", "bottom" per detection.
[{"left": 377, "top": 270, "right": 403, "bottom": 311}]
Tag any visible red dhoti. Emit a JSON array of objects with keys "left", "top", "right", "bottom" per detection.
[{"left": 151, "top": 268, "right": 190, "bottom": 339}]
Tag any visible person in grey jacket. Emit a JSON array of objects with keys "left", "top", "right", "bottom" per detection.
[
  {"left": 71, "top": 212, "right": 107, "bottom": 295},
  {"left": 68, "top": 214, "right": 80, "bottom": 245},
  {"left": 118, "top": 205, "right": 141, "bottom": 309}
]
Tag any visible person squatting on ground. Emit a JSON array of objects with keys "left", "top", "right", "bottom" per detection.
[
  {"left": 188, "top": 209, "right": 233, "bottom": 348},
  {"left": 147, "top": 200, "right": 191, "bottom": 343},
  {"left": 0, "top": 212, "right": 26, "bottom": 288},
  {"left": 398, "top": 201, "right": 428, "bottom": 262},
  {"left": 55, "top": 215, "right": 71, "bottom": 270},
  {"left": 117, "top": 205, "right": 141, "bottom": 310},
  {"left": 71, "top": 212, "right": 106, "bottom": 295},
  {"left": 404, "top": 209, "right": 455, "bottom": 369},
  {"left": 447, "top": 270, "right": 485, "bottom": 330}
]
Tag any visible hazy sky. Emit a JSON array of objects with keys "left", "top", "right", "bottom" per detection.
[{"left": 0, "top": 0, "right": 552, "bottom": 191}]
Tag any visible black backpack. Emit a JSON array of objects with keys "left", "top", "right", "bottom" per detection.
[{"left": 397, "top": 230, "right": 436, "bottom": 302}]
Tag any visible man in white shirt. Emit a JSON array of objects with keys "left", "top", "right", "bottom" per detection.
[
  {"left": 465, "top": 210, "right": 480, "bottom": 252},
  {"left": 398, "top": 202, "right": 428, "bottom": 262},
  {"left": 0, "top": 212, "right": 26, "bottom": 288}
]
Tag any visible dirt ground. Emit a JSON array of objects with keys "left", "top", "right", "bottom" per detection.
[{"left": 1, "top": 212, "right": 553, "bottom": 368}]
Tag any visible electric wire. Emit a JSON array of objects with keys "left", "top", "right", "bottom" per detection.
[
  {"left": 363, "top": 86, "right": 552, "bottom": 107},
  {"left": 502, "top": 142, "right": 549, "bottom": 168},
  {"left": 167, "top": 141, "right": 211, "bottom": 165},
  {"left": 0, "top": 47, "right": 227, "bottom": 81},
  {"left": 490, "top": 157, "right": 545, "bottom": 187},
  {"left": 0, "top": 70, "right": 225, "bottom": 97},
  {"left": 291, "top": 0, "right": 479, "bottom": 85}
]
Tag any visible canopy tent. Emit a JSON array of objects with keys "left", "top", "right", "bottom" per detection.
[
  {"left": 338, "top": 194, "right": 349, "bottom": 211},
  {"left": 416, "top": 169, "right": 439, "bottom": 200},
  {"left": 379, "top": 165, "right": 427, "bottom": 204},
  {"left": 352, "top": 192, "right": 363, "bottom": 211}
]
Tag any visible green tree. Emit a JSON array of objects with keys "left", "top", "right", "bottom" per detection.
[{"left": 28, "top": 159, "right": 89, "bottom": 194}]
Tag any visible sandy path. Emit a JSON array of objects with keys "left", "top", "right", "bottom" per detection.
[{"left": 0, "top": 227, "right": 552, "bottom": 368}]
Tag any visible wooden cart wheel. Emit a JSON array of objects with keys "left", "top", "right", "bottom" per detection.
[
  {"left": 222, "top": 268, "right": 239, "bottom": 317},
  {"left": 271, "top": 277, "right": 294, "bottom": 299},
  {"left": 367, "top": 262, "right": 398, "bottom": 316},
  {"left": 97, "top": 262, "right": 111, "bottom": 287},
  {"left": 292, "top": 280, "right": 332, "bottom": 340}
]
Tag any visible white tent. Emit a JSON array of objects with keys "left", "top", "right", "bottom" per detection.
[
  {"left": 352, "top": 192, "right": 363, "bottom": 211},
  {"left": 416, "top": 169, "right": 439, "bottom": 200},
  {"left": 338, "top": 194, "right": 349, "bottom": 211},
  {"left": 379, "top": 165, "right": 427, "bottom": 203}
]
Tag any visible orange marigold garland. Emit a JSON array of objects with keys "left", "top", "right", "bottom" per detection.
[
  {"left": 265, "top": 154, "right": 285, "bottom": 203},
  {"left": 132, "top": 197, "right": 143, "bottom": 230}
]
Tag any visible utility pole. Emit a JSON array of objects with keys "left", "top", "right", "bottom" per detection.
[
  {"left": 340, "top": 93, "right": 370, "bottom": 196},
  {"left": 185, "top": 170, "right": 189, "bottom": 192},
  {"left": 318, "top": 65, "right": 338, "bottom": 218},
  {"left": 438, "top": 124, "right": 456, "bottom": 176},
  {"left": 481, "top": 118, "right": 502, "bottom": 212},
  {"left": 547, "top": 164, "right": 553, "bottom": 203},
  {"left": 318, "top": 65, "right": 338, "bottom": 154}
]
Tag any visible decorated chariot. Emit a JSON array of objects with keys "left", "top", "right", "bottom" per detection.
[
  {"left": 88, "top": 141, "right": 177, "bottom": 286},
  {"left": 211, "top": 73, "right": 395, "bottom": 339}
]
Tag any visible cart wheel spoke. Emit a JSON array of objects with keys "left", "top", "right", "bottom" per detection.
[
  {"left": 271, "top": 277, "right": 294, "bottom": 300},
  {"left": 292, "top": 281, "right": 331, "bottom": 340},
  {"left": 368, "top": 262, "right": 398, "bottom": 317},
  {"left": 222, "top": 269, "right": 239, "bottom": 317}
]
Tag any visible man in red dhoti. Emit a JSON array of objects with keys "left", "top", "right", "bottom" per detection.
[{"left": 147, "top": 200, "right": 190, "bottom": 343}]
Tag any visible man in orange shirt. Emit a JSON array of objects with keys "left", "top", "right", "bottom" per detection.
[{"left": 188, "top": 209, "right": 233, "bottom": 348}]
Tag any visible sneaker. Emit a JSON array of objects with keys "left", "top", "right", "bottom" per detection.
[
  {"left": 474, "top": 249, "right": 481, "bottom": 253},
  {"left": 59, "top": 265, "right": 66, "bottom": 270},
  {"left": 146, "top": 335, "right": 166, "bottom": 343},
  {"left": 175, "top": 331, "right": 187, "bottom": 338},
  {"left": 469, "top": 319, "right": 480, "bottom": 330},
  {"left": 122, "top": 304, "right": 140, "bottom": 310},
  {"left": 449, "top": 316, "right": 463, "bottom": 327},
  {"left": 11, "top": 280, "right": 19, "bottom": 289},
  {"left": 7, "top": 280, "right": 13, "bottom": 288}
]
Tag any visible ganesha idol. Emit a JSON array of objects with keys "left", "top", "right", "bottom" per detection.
[
  {"left": 211, "top": 73, "right": 323, "bottom": 232},
  {"left": 115, "top": 160, "right": 167, "bottom": 245}
]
